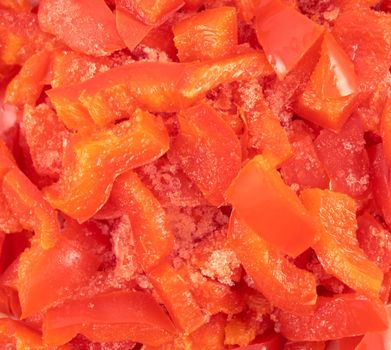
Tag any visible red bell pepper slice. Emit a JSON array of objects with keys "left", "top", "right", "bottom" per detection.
[
  {"left": 22, "top": 104, "right": 69, "bottom": 179},
  {"left": 116, "top": 0, "right": 184, "bottom": 26},
  {"left": 225, "top": 155, "right": 317, "bottom": 257},
  {"left": 276, "top": 294, "right": 389, "bottom": 341},
  {"left": 109, "top": 170, "right": 174, "bottom": 272},
  {"left": 173, "top": 103, "right": 242, "bottom": 206},
  {"left": 228, "top": 212, "right": 317, "bottom": 314},
  {"left": 255, "top": 0, "right": 324, "bottom": 79},
  {"left": 148, "top": 262, "right": 207, "bottom": 333},
  {"left": 115, "top": 9, "right": 153, "bottom": 51},
  {"left": 4, "top": 50, "right": 51, "bottom": 108},
  {"left": 173, "top": 6, "right": 238, "bottom": 62},
  {"left": 2, "top": 167, "right": 60, "bottom": 250},
  {"left": 43, "top": 109, "right": 169, "bottom": 222},
  {"left": 295, "top": 33, "right": 358, "bottom": 130},
  {"left": 234, "top": 81, "right": 292, "bottom": 167},
  {"left": 314, "top": 116, "right": 370, "bottom": 199},
  {"left": 17, "top": 220, "right": 105, "bottom": 319},
  {"left": 357, "top": 212, "right": 391, "bottom": 272},
  {"left": 47, "top": 52, "right": 273, "bottom": 129},
  {"left": 38, "top": 0, "right": 125, "bottom": 56},
  {"left": 42, "top": 291, "right": 176, "bottom": 346},
  {"left": 300, "top": 189, "right": 383, "bottom": 298}
]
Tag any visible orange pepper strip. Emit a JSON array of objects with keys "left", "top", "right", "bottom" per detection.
[
  {"left": 173, "top": 103, "right": 242, "bottom": 206},
  {"left": 225, "top": 155, "right": 316, "bottom": 257},
  {"left": 42, "top": 291, "right": 176, "bottom": 346},
  {"left": 295, "top": 33, "right": 359, "bottom": 130},
  {"left": 43, "top": 109, "right": 169, "bottom": 223},
  {"left": 300, "top": 189, "right": 383, "bottom": 298},
  {"left": 109, "top": 170, "right": 174, "bottom": 272},
  {"left": 228, "top": 212, "right": 317, "bottom": 314},
  {"left": 5, "top": 50, "right": 52, "bottom": 107},
  {"left": 2, "top": 168, "right": 60, "bottom": 250},
  {"left": 173, "top": 6, "right": 238, "bottom": 62},
  {"left": 276, "top": 294, "right": 388, "bottom": 341},
  {"left": 255, "top": 0, "right": 324, "bottom": 79},
  {"left": 46, "top": 52, "right": 273, "bottom": 129},
  {"left": 148, "top": 262, "right": 207, "bottom": 334}
]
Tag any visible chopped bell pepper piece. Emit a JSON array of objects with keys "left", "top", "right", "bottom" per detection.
[
  {"left": 295, "top": 33, "right": 358, "bottom": 130},
  {"left": 228, "top": 212, "right": 317, "bottom": 314},
  {"left": 173, "top": 103, "right": 242, "bottom": 206},
  {"left": 300, "top": 189, "right": 383, "bottom": 298},
  {"left": 255, "top": 0, "right": 324, "bottom": 79},
  {"left": 38, "top": 0, "right": 125, "bottom": 56},
  {"left": 148, "top": 262, "right": 207, "bottom": 333},
  {"left": 42, "top": 291, "right": 176, "bottom": 346},
  {"left": 276, "top": 294, "right": 388, "bottom": 341},
  {"left": 43, "top": 109, "right": 169, "bottom": 222},
  {"left": 225, "top": 155, "right": 317, "bottom": 257},
  {"left": 109, "top": 170, "right": 174, "bottom": 272},
  {"left": 173, "top": 7, "right": 238, "bottom": 62}
]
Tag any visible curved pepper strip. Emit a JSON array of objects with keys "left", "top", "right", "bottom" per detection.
[
  {"left": 173, "top": 103, "right": 242, "bottom": 206},
  {"left": 5, "top": 50, "right": 51, "bottom": 108},
  {"left": 17, "top": 220, "right": 106, "bottom": 319},
  {"left": 109, "top": 170, "right": 174, "bottom": 272},
  {"left": 225, "top": 155, "right": 317, "bottom": 257},
  {"left": 116, "top": 0, "right": 184, "bottom": 26},
  {"left": 2, "top": 168, "right": 60, "bottom": 250},
  {"left": 295, "top": 33, "right": 359, "bottom": 130},
  {"left": 300, "top": 189, "right": 383, "bottom": 298},
  {"left": 38, "top": 0, "right": 125, "bottom": 56},
  {"left": 46, "top": 52, "right": 273, "bottom": 129},
  {"left": 255, "top": 0, "right": 324, "bottom": 79},
  {"left": 43, "top": 109, "right": 170, "bottom": 223},
  {"left": 173, "top": 6, "right": 238, "bottom": 62},
  {"left": 43, "top": 291, "right": 176, "bottom": 346},
  {"left": 0, "top": 318, "right": 72, "bottom": 350},
  {"left": 148, "top": 262, "right": 207, "bottom": 334},
  {"left": 228, "top": 212, "right": 317, "bottom": 314},
  {"left": 275, "top": 294, "right": 388, "bottom": 341}
]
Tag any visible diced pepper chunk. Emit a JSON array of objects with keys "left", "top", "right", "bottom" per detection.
[
  {"left": 295, "top": 33, "right": 358, "bottom": 130},
  {"left": 173, "top": 7, "right": 238, "bottom": 62},
  {"left": 2, "top": 168, "right": 60, "bottom": 250},
  {"left": 225, "top": 155, "right": 316, "bottom": 257},
  {"left": 255, "top": 0, "right": 324, "bottom": 79},
  {"left": 148, "top": 262, "right": 207, "bottom": 333},
  {"left": 228, "top": 213, "right": 317, "bottom": 314},
  {"left": 300, "top": 189, "right": 383, "bottom": 298},
  {"left": 38, "top": 0, "right": 125, "bottom": 56},
  {"left": 109, "top": 170, "right": 174, "bottom": 272},
  {"left": 5, "top": 50, "right": 51, "bottom": 108},
  {"left": 43, "top": 109, "right": 169, "bottom": 222},
  {"left": 17, "top": 221, "right": 104, "bottom": 318},
  {"left": 116, "top": 9, "right": 153, "bottom": 51},
  {"left": 280, "top": 135, "right": 328, "bottom": 191},
  {"left": 117, "top": 0, "right": 184, "bottom": 25},
  {"left": 47, "top": 52, "right": 273, "bottom": 129},
  {"left": 276, "top": 294, "right": 388, "bottom": 341},
  {"left": 173, "top": 103, "right": 242, "bottom": 206},
  {"left": 22, "top": 104, "right": 69, "bottom": 179},
  {"left": 42, "top": 291, "right": 176, "bottom": 346},
  {"left": 314, "top": 116, "right": 370, "bottom": 199}
]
